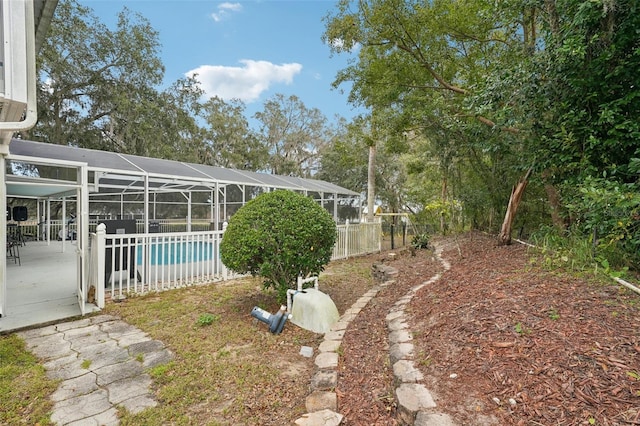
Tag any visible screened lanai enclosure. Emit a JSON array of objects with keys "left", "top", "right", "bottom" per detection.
[{"left": 1, "top": 138, "right": 381, "bottom": 331}]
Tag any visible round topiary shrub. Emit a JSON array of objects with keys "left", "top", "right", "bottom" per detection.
[{"left": 220, "top": 190, "right": 337, "bottom": 302}]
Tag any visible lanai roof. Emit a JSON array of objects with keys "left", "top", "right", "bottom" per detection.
[{"left": 6, "top": 138, "right": 359, "bottom": 199}]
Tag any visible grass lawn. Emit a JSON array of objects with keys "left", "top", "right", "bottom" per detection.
[
  {"left": 0, "top": 334, "right": 58, "bottom": 425},
  {"left": 3, "top": 256, "right": 376, "bottom": 425}
]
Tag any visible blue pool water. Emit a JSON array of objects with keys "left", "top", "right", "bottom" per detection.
[{"left": 136, "top": 241, "right": 216, "bottom": 265}]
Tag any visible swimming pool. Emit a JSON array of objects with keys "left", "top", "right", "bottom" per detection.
[{"left": 136, "top": 240, "right": 216, "bottom": 265}]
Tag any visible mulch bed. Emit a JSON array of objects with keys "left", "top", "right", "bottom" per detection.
[
  {"left": 336, "top": 249, "right": 442, "bottom": 425},
  {"left": 337, "top": 232, "right": 640, "bottom": 425}
]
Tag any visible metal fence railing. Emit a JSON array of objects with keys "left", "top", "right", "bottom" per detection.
[
  {"left": 88, "top": 221, "right": 382, "bottom": 305},
  {"left": 89, "top": 228, "right": 231, "bottom": 305},
  {"left": 333, "top": 221, "right": 382, "bottom": 260},
  {"left": 12, "top": 219, "right": 217, "bottom": 243}
]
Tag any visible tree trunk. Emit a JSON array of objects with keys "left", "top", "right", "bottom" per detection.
[
  {"left": 541, "top": 170, "right": 566, "bottom": 232},
  {"left": 440, "top": 174, "right": 447, "bottom": 233},
  {"left": 498, "top": 168, "right": 532, "bottom": 245},
  {"left": 366, "top": 144, "right": 376, "bottom": 222}
]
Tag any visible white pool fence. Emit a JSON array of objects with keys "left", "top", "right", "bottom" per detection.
[{"left": 87, "top": 220, "right": 382, "bottom": 306}]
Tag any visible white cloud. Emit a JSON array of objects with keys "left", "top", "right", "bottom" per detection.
[
  {"left": 330, "top": 38, "right": 361, "bottom": 54},
  {"left": 330, "top": 38, "right": 345, "bottom": 49},
  {"left": 211, "top": 2, "right": 243, "bottom": 22},
  {"left": 186, "top": 60, "right": 303, "bottom": 103}
]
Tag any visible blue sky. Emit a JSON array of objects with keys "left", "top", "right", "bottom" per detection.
[{"left": 80, "top": 0, "right": 365, "bottom": 124}]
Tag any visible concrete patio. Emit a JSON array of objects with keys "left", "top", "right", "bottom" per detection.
[{"left": 1, "top": 240, "right": 99, "bottom": 333}]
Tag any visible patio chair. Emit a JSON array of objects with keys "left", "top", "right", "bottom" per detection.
[
  {"left": 6, "top": 238, "right": 20, "bottom": 265},
  {"left": 7, "top": 223, "right": 25, "bottom": 246}
]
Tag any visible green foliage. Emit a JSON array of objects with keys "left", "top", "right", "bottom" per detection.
[
  {"left": 254, "top": 94, "right": 332, "bottom": 177},
  {"left": 324, "top": 0, "right": 640, "bottom": 253},
  {"left": 565, "top": 177, "right": 640, "bottom": 270},
  {"left": 36, "top": 1, "right": 168, "bottom": 152},
  {"left": 531, "top": 225, "right": 601, "bottom": 272},
  {"left": 531, "top": 191, "right": 639, "bottom": 276},
  {"left": 36, "top": 2, "right": 339, "bottom": 177},
  {"left": 196, "top": 313, "right": 220, "bottom": 327},
  {"left": 411, "top": 233, "right": 431, "bottom": 250},
  {"left": 200, "top": 96, "right": 268, "bottom": 170},
  {"left": 323, "top": 0, "right": 543, "bottom": 238},
  {"left": 316, "top": 118, "right": 369, "bottom": 194},
  {"left": 514, "top": 322, "right": 530, "bottom": 336},
  {"left": 413, "top": 199, "right": 464, "bottom": 234},
  {"left": 220, "top": 190, "right": 337, "bottom": 302}
]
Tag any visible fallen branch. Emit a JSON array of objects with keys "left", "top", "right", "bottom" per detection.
[
  {"left": 514, "top": 238, "right": 536, "bottom": 248},
  {"left": 514, "top": 240, "right": 640, "bottom": 297},
  {"left": 612, "top": 277, "right": 640, "bottom": 297}
]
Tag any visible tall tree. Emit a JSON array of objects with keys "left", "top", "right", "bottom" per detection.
[
  {"left": 154, "top": 76, "right": 207, "bottom": 163},
  {"left": 323, "top": 0, "right": 536, "bottom": 242},
  {"left": 316, "top": 117, "right": 368, "bottom": 192},
  {"left": 469, "top": 0, "right": 640, "bottom": 243},
  {"left": 324, "top": 0, "right": 640, "bottom": 251},
  {"left": 317, "top": 115, "right": 407, "bottom": 217},
  {"left": 96, "top": 77, "right": 204, "bottom": 162},
  {"left": 254, "top": 94, "right": 332, "bottom": 177},
  {"left": 366, "top": 139, "right": 376, "bottom": 222},
  {"left": 34, "top": 0, "right": 166, "bottom": 153},
  {"left": 533, "top": 0, "right": 640, "bottom": 183},
  {"left": 323, "top": 0, "right": 526, "bottom": 131},
  {"left": 199, "top": 96, "right": 267, "bottom": 171}
]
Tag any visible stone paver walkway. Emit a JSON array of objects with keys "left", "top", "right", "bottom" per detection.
[{"left": 18, "top": 314, "right": 173, "bottom": 426}]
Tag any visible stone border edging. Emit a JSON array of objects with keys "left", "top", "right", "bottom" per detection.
[
  {"left": 293, "top": 271, "right": 395, "bottom": 425},
  {"left": 385, "top": 243, "right": 456, "bottom": 425},
  {"left": 294, "top": 244, "right": 452, "bottom": 426}
]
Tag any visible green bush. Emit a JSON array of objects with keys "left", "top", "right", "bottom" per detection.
[
  {"left": 411, "top": 233, "right": 431, "bottom": 250},
  {"left": 565, "top": 177, "right": 640, "bottom": 270},
  {"left": 220, "top": 190, "right": 337, "bottom": 302}
]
